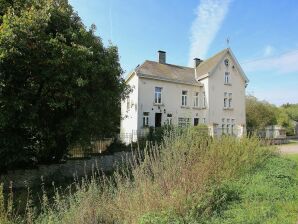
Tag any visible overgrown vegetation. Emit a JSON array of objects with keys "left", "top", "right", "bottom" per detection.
[
  {"left": 2, "top": 127, "right": 297, "bottom": 224},
  {"left": 246, "top": 95, "right": 297, "bottom": 135},
  {"left": 0, "top": 0, "right": 129, "bottom": 171}
]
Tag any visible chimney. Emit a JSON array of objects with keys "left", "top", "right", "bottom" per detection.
[
  {"left": 158, "top": 50, "right": 166, "bottom": 64},
  {"left": 194, "top": 58, "right": 203, "bottom": 67}
]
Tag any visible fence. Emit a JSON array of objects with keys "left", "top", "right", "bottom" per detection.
[
  {"left": 68, "top": 138, "right": 113, "bottom": 159},
  {"left": 69, "top": 126, "right": 290, "bottom": 158}
]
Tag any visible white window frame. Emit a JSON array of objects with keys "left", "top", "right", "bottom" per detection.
[
  {"left": 224, "top": 72, "right": 230, "bottom": 84},
  {"left": 229, "top": 93, "right": 232, "bottom": 108},
  {"left": 154, "top": 87, "right": 162, "bottom": 104},
  {"left": 182, "top": 90, "right": 188, "bottom": 106},
  {"left": 194, "top": 92, "right": 199, "bottom": 107},
  {"left": 178, "top": 117, "right": 191, "bottom": 127},
  {"left": 166, "top": 114, "right": 173, "bottom": 125},
  {"left": 143, "top": 112, "right": 149, "bottom": 127},
  {"left": 203, "top": 92, "right": 206, "bottom": 108}
]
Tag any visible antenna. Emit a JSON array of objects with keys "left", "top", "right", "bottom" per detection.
[{"left": 226, "top": 37, "right": 230, "bottom": 47}]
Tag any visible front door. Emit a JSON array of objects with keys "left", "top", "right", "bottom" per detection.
[
  {"left": 155, "top": 113, "right": 162, "bottom": 127},
  {"left": 194, "top": 118, "right": 199, "bottom": 126}
]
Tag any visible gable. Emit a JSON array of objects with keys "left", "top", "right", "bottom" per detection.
[{"left": 196, "top": 48, "right": 249, "bottom": 83}]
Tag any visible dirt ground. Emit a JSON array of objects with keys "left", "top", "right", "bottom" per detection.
[{"left": 279, "top": 142, "right": 298, "bottom": 154}]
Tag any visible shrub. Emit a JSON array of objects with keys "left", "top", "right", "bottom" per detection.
[{"left": 1, "top": 127, "right": 276, "bottom": 223}]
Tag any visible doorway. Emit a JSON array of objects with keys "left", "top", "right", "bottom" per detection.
[{"left": 155, "top": 113, "right": 162, "bottom": 127}]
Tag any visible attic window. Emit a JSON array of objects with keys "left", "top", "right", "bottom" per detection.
[{"left": 224, "top": 59, "right": 229, "bottom": 67}]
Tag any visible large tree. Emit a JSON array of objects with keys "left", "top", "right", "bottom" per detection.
[
  {"left": 0, "top": 0, "right": 128, "bottom": 170},
  {"left": 246, "top": 95, "right": 277, "bottom": 130}
]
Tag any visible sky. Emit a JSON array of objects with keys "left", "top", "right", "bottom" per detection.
[{"left": 69, "top": 0, "right": 298, "bottom": 106}]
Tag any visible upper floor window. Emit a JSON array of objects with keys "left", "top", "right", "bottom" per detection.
[
  {"left": 203, "top": 92, "right": 206, "bottom": 108},
  {"left": 229, "top": 93, "right": 232, "bottom": 108},
  {"left": 224, "top": 72, "right": 230, "bottom": 84},
  {"left": 194, "top": 92, "right": 199, "bottom": 107},
  {"left": 182, "top": 90, "right": 188, "bottom": 106},
  {"left": 155, "top": 87, "right": 162, "bottom": 104},
  {"left": 224, "top": 92, "right": 232, "bottom": 108}
]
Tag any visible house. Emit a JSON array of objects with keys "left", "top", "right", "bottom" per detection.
[
  {"left": 265, "top": 125, "right": 287, "bottom": 139},
  {"left": 120, "top": 48, "right": 249, "bottom": 142}
]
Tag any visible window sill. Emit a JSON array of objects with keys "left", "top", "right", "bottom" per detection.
[
  {"left": 224, "top": 83, "right": 232, "bottom": 86},
  {"left": 153, "top": 103, "right": 164, "bottom": 106},
  {"left": 181, "top": 106, "right": 190, "bottom": 109},
  {"left": 192, "top": 107, "right": 201, "bottom": 110},
  {"left": 223, "top": 107, "right": 233, "bottom": 110}
]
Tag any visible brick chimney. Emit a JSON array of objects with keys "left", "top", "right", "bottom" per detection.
[
  {"left": 158, "top": 50, "right": 166, "bottom": 64},
  {"left": 194, "top": 58, "right": 203, "bottom": 67}
]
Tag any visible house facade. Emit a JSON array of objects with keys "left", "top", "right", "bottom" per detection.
[{"left": 120, "top": 48, "right": 249, "bottom": 142}]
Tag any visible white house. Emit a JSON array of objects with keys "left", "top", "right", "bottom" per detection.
[{"left": 120, "top": 48, "right": 249, "bottom": 142}]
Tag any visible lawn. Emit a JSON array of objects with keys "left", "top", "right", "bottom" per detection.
[{"left": 207, "top": 153, "right": 298, "bottom": 224}]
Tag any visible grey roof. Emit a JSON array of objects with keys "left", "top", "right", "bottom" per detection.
[
  {"left": 127, "top": 48, "right": 248, "bottom": 85},
  {"left": 195, "top": 48, "right": 228, "bottom": 78},
  {"left": 135, "top": 60, "right": 200, "bottom": 85}
]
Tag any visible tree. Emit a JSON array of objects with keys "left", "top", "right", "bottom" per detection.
[
  {"left": 282, "top": 103, "right": 298, "bottom": 121},
  {"left": 0, "top": 0, "right": 129, "bottom": 171},
  {"left": 246, "top": 95, "right": 277, "bottom": 130}
]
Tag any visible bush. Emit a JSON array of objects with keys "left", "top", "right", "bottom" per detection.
[{"left": 1, "top": 127, "right": 277, "bottom": 223}]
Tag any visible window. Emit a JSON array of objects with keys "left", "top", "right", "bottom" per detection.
[
  {"left": 227, "top": 124, "right": 230, "bottom": 134},
  {"left": 231, "top": 119, "right": 235, "bottom": 135},
  {"left": 126, "top": 98, "right": 130, "bottom": 111},
  {"left": 155, "top": 87, "right": 162, "bottom": 104},
  {"left": 224, "top": 72, "right": 230, "bottom": 84},
  {"left": 229, "top": 93, "right": 232, "bottom": 108},
  {"left": 202, "top": 118, "right": 206, "bottom": 124},
  {"left": 224, "top": 92, "right": 228, "bottom": 108},
  {"left": 203, "top": 92, "right": 206, "bottom": 108},
  {"left": 224, "top": 92, "right": 232, "bottom": 108},
  {"left": 194, "top": 118, "right": 199, "bottom": 126},
  {"left": 143, "top": 112, "right": 149, "bottom": 127},
  {"left": 194, "top": 92, "right": 199, "bottom": 107},
  {"left": 178, "top": 117, "right": 191, "bottom": 127},
  {"left": 182, "top": 90, "right": 188, "bottom": 106},
  {"left": 166, "top": 114, "right": 173, "bottom": 125}
]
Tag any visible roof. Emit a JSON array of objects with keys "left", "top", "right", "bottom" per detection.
[
  {"left": 195, "top": 48, "right": 228, "bottom": 78},
  {"left": 135, "top": 60, "right": 201, "bottom": 86},
  {"left": 126, "top": 48, "right": 248, "bottom": 85}
]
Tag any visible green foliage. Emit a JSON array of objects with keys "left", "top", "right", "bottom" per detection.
[
  {"left": 246, "top": 95, "right": 277, "bottom": 130},
  {"left": 0, "top": 0, "right": 128, "bottom": 170},
  {"left": 282, "top": 103, "right": 298, "bottom": 121},
  {"left": 246, "top": 95, "right": 296, "bottom": 135}
]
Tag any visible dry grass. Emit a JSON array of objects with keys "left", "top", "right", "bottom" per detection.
[{"left": 0, "top": 127, "right": 275, "bottom": 224}]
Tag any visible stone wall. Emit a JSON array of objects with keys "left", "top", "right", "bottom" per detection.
[{"left": 0, "top": 151, "right": 134, "bottom": 189}]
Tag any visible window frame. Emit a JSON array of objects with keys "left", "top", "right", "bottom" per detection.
[
  {"left": 182, "top": 90, "right": 188, "bottom": 106},
  {"left": 143, "top": 112, "right": 149, "bottom": 127},
  {"left": 194, "top": 92, "right": 199, "bottom": 107},
  {"left": 154, "top": 87, "right": 162, "bottom": 104}
]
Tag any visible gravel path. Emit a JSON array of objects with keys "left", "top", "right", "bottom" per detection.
[{"left": 279, "top": 143, "right": 298, "bottom": 154}]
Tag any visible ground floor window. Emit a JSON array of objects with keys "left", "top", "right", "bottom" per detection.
[
  {"left": 166, "top": 114, "right": 173, "bottom": 125},
  {"left": 178, "top": 117, "right": 191, "bottom": 128},
  {"left": 143, "top": 112, "right": 149, "bottom": 127}
]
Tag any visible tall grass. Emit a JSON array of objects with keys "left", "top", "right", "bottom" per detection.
[{"left": 0, "top": 127, "right": 275, "bottom": 224}]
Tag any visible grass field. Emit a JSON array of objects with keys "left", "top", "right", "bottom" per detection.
[{"left": 1, "top": 128, "right": 298, "bottom": 223}]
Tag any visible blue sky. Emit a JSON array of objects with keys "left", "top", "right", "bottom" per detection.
[{"left": 69, "top": 0, "right": 298, "bottom": 106}]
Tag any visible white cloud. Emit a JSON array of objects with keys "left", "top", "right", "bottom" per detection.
[
  {"left": 243, "top": 49, "right": 298, "bottom": 73},
  {"left": 263, "top": 45, "right": 275, "bottom": 57},
  {"left": 188, "top": 0, "right": 232, "bottom": 66}
]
